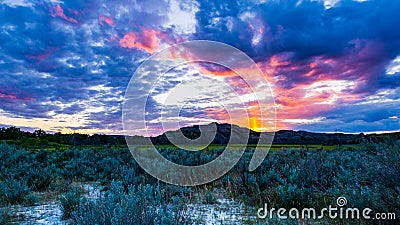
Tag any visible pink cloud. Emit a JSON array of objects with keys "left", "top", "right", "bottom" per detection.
[
  {"left": 120, "top": 29, "right": 161, "bottom": 53},
  {"left": 254, "top": 40, "right": 385, "bottom": 130},
  {"left": 25, "top": 47, "right": 59, "bottom": 64},
  {"left": 0, "top": 93, "right": 16, "bottom": 99},
  {"left": 119, "top": 27, "right": 185, "bottom": 53},
  {"left": 104, "top": 35, "right": 118, "bottom": 42},
  {"left": 50, "top": 4, "right": 78, "bottom": 24},
  {"left": 99, "top": 15, "right": 115, "bottom": 26}
]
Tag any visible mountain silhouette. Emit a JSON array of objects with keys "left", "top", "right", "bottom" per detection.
[{"left": 149, "top": 122, "right": 397, "bottom": 146}]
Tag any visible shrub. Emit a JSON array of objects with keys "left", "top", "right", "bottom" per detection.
[
  {"left": 203, "top": 191, "right": 216, "bottom": 204},
  {"left": 60, "top": 185, "right": 85, "bottom": 219},
  {"left": 224, "top": 142, "right": 400, "bottom": 222},
  {"left": 0, "top": 179, "right": 37, "bottom": 206},
  {"left": 0, "top": 207, "right": 11, "bottom": 225},
  {"left": 71, "top": 181, "right": 189, "bottom": 225}
]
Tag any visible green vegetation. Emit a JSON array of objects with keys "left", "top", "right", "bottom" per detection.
[
  {"left": 0, "top": 128, "right": 399, "bottom": 224},
  {"left": 0, "top": 126, "right": 126, "bottom": 151},
  {"left": 69, "top": 181, "right": 189, "bottom": 225},
  {"left": 0, "top": 207, "right": 10, "bottom": 225}
]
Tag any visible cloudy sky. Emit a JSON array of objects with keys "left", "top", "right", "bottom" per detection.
[{"left": 0, "top": 0, "right": 399, "bottom": 135}]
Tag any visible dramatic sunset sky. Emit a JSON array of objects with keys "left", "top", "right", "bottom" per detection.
[{"left": 1, "top": 0, "right": 399, "bottom": 135}]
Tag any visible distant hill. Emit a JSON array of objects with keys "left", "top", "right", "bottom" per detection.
[
  {"left": 1, "top": 124, "right": 399, "bottom": 147},
  {"left": 150, "top": 122, "right": 400, "bottom": 146},
  {"left": 151, "top": 122, "right": 259, "bottom": 145}
]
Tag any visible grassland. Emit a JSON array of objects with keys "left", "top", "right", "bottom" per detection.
[{"left": 0, "top": 140, "right": 399, "bottom": 224}]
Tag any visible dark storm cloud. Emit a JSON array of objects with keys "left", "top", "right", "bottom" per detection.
[
  {"left": 193, "top": 0, "right": 253, "bottom": 51},
  {"left": 0, "top": 0, "right": 172, "bottom": 131},
  {"left": 294, "top": 100, "right": 400, "bottom": 133},
  {"left": 191, "top": 0, "right": 400, "bottom": 132},
  {"left": 194, "top": 0, "right": 400, "bottom": 91},
  {"left": 194, "top": 0, "right": 400, "bottom": 59},
  {"left": 0, "top": 0, "right": 399, "bottom": 133}
]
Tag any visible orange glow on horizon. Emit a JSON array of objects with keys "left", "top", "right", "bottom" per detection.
[
  {"left": 249, "top": 117, "right": 262, "bottom": 131},
  {"left": 256, "top": 54, "right": 366, "bottom": 131}
]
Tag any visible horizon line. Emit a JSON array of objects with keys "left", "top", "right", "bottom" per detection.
[{"left": 1, "top": 124, "right": 399, "bottom": 137}]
